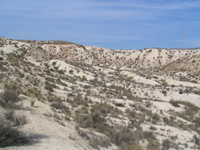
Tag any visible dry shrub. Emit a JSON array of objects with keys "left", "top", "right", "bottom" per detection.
[
  {"left": 0, "top": 117, "right": 29, "bottom": 147},
  {"left": 5, "top": 110, "right": 27, "bottom": 126},
  {"left": 77, "top": 128, "right": 110, "bottom": 149}
]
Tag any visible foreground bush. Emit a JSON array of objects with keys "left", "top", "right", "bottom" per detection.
[
  {"left": 5, "top": 110, "right": 28, "bottom": 126},
  {"left": 2, "top": 89, "right": 19, "bottom": 107},
  {"left": 0, "top": 117, "right": 30, "bottom": 147}
]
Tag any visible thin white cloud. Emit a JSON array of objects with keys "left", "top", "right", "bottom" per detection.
[
  {"left": 188, "top": 38, "right": 200, "bottom": 47},
  {"left": 2, "top": 0, "right": 200, "bottom": 20}
]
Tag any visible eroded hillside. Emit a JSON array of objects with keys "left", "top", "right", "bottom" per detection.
[{"left": 0, "top": 37, "right": 200, "bottom": 150}]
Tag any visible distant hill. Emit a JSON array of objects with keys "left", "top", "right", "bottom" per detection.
[{"left": 0, "top": 37, "right": 200, "bottom": 150}]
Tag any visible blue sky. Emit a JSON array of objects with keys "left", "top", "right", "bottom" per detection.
[{"left": 0, "top": 0, "right": 200, "bottom": 49}]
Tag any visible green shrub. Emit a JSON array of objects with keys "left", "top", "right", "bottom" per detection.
[
  {"left": 51, "top": 102, "right": 71, "bottom": 116},
  {"left": 58, "top": 70, "right": 65, "bottom": 74},
  {"left": 160, "top": 79, "right": 168, "bottom": 86},
  {"left": 2, "top": 89, "right": 19, "bottom": 107},
  {"left": 162, "top": 139, "right": 171, "bottom": 150},
  {"left": 143, "top": 131, "right": 156, "bottom": 140},
  {"left": 179, "top": 76, "right": 190, "bottom": 82},
  {"left": 75, "top": 110, "right": 109, "bottom": 133},
  {"left": 68, "top": 94, "right": 86, "bottom": 107},
  {"left": 193, "top": 135, "right": 200, "bottom": 145},
  {"left": 149, "top": 126, "right": 157, "bottom": 131},
  {"left": 69, "top": 70, "right": 73, "bottom": 74},
  {"left": 48, "top": 96, "right": 62, "bottom": 102},
  {"left": 45, "top": 77, "right": 55, "bottom": 83},
  {"left": 177, "top": 101, "right": 200, "bottom": 122},
  {"left": 108, "top": 126, "right": 135, "bottom": 146},
  {"left": 45, "top": 81, "right": 57, "bottom": 92},
  {"left": 27, "top": 88, "right": 40, "bottom": 98},
  {"left": 126, "top": 142, "right": 143, "bottom": 150},
  {"left": 194, "top": 90, "right": 200, "bottom": 95},
  {"left": 77, "top": 128, "right": 111, "bottom": 149},
  {"left": 115, "top": 102, "right": 125, "bottom": 107},
  {"left": 152, "top": 113, "right": 160, "bottom": 123},
  {"left": 88, "top": 134, "right": 111, "bottom": 149},
  {"left": 163, "top": 117, "right": 170, "bottom": 125},
  {"left": 147, "top": 140, "right": 160, "bottom": 150},
  {"left": 90, "top": 102, "right": 122, "bottom": 117},
  {"left": 3, "top": 90, "right": 18, "bottom": 102},
  {"left": 191, "top": 80, "right": 198, "bottom": 84},
  {"left": 170, "top": 100, "right": 180, "bottom": 107}
]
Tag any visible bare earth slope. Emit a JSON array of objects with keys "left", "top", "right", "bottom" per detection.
[
  {"left": 0, "top": 37, "right": 200, "bottom": 150},
  {"left": 162, "top": 54, "right": 200, "bottom": 75},
  {"left": 43, "top": 44, "right": 200, "bottom": 69}
]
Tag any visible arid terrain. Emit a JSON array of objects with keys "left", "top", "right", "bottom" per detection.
[{"left": 0, "top": 37, "right": 200, "bottom": 150}]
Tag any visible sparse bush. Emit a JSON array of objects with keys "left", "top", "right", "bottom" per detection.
[
  {"left": 194, "top": 90, "right": 200, "bottom": 95},
  {"left": 45, "top": 81, "right": 57, "bottom": 92},
  {"left": 90, "top": 102, "right": 121, "bottom": 116},
  {"left": 109, "top": 126, "right": 135, "bottom": 146},
  {"left": 51, "top": 102, "right": 71, "bottom": 116},
  {"left": 191, "top": 80, "right": 198, "bottom": 84},
  {"left": 177, "top": 101, "right": 199, "bottom": 123},
  {"left": 143, "top": 131, "right": 156, "bottom": 140},
  {"left": 75, "top": 110, "right": 109, "bottom": 133},
  {"left": 5, "top": 110, "right": 27, "bottom": 126},
  {"left": 152, "top": 113, "right": 160, "bottom": 123},
  {"left": 162, "top": 90, "right": 167, "bottom": 96},
  {"left": 89, "top": 134, "right": 110, "bottom": 149},
  {"left": 68, "top": 94, "right": 87, "bottom": 108},
  {"left": 52, "top": 61, "right": 56, "bottom": 65},
  {"left": 58, "top": 70, "right": 65, "bottom": 74},
  {"left": 69, "top": 70, "right": 73, "bottom": 74},
  {"left": 31, "top": 100, "right": 35, "bottom": 107},
  {"left": 145, "top": 101, "right": 152, "bottom": 108},
  {"left": 81, "top": 76, "right": 87, "bottom": 81},
  {"left": 149, "top": 126, "right": 157, "bottom": 131},
  {"left": 192, "top": 60, "right": 196, "bottom": 63},
  {"left": 0, "top": 117, "right": 30, "bottom": 147},
  {"left": 125, "top": 142, "right": 143, "bottom": 150},
  {"left": 163, "top": 117, "right": 169, "bottom": 125},
  {"left": 114, "top": 102, "right": 124, "bottom": 107},
  {"left": 77, "top": 128, "right": 110, "bottom": 149},
  {"left": 170, "top": 100, "right": 180, "bottom": 107},
  {"left": 1, "top": 87, "right": 19, "bottom": 107},
  {"left": 126, "top": 109, "right": 136, "bottom": 118},
  {"left": 3, "top": 90, "right": 19, "bottom": 104},
  {"left": 26, "top": 88, "right": 40, "bottom": 98},
  {"left": 45, "top": 77, "right": 55, "bottom": 83},
  {"left": 160, "top": 79, "right": 168, "bottom": 86},
  {"left": 108, "top": 127, "right": 157, "bottom": 149},
  {"left": 56, "top": 79, "right": 68, "bottom": 87},
  {"left": 179, "top": 89, "right": 183, "bottom": 94},
  {"left": 48, "top": 96, "right": 62, "bottom": 102},
  {"left": 147, "top": 140, "right": 160, "bottom": 150},
  {"left": 193, "top": 135, "right": 200, "bottom": 145},
  {"left": 162, "top": 139, "right": 171, "bottom": 150},
  {"left": 179, "top": 76, "right": 190, "bottom": 82}
]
